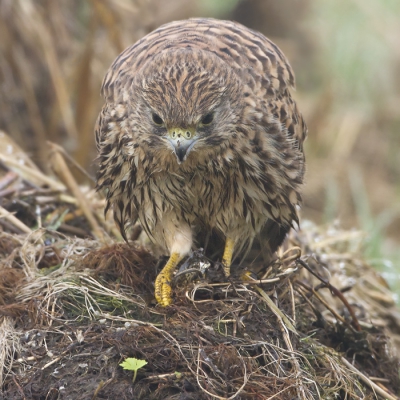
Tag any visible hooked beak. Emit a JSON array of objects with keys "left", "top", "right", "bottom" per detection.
[{"left": 167, "top": 128, "right": 197, "bottom": 163}]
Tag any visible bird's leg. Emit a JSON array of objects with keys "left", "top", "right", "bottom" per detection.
[
  {"left": 222, "top": 237, "right": 235, "bottom": 276},
  {"left": 155, "top": 220, "right": 192, "bottom": 306},
  {"left": 155, "top": 252, "right": 183, "bottom": 306}
]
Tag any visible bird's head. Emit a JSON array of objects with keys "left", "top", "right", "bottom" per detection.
[{"left": 127, "top": 48, "right": 244, "bottom": 165}]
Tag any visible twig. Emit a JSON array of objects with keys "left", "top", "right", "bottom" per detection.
[
  {"left": 0, "top": 153, "right": 65, "bottom": 191},
  {"left": 296, "top": 281, "right": 354, "bottom": 331},
  {"left": 49, "top": 143, "right": 104, "bottom": 240},
  {"left": 296, "top": 259, "right": 361, "bottom": 331},
  {"left": 272, "top": 288, "right": 306, "bottom": 399},
  {"left": 58, "top": 223, "right": 92, "bottom": 238},
  {"left": 255, "top": 286, "right": 297, "bottom": 335},
  {"left": 142, "top": 372, "right": 189, "bottom": 380},
  {"left": 0, "top": 206, "right": 32, "bottom": 234},
  {"left": 280, "top": 246, "right": 302, "bottom": 265},
  {"left": 295, "top": 284, "right": 324, "bottom": 319},
  {"left": 288, "top": 279, "right": 296, "bottom": 323},
  {"left": 41, "top": 356, "right": 61, "bottom": 370},
  {"left": 0, "top": 171, "right": 18, "bottom": 190},
  {"left": 52, "top": 143, "right": 95, "bottom": 182},
  {"left": 12, "top": 376, "right": 26, "bottom": 400},
  {"left": 341, "top": 357, "right": 399, "bottom": 400}
]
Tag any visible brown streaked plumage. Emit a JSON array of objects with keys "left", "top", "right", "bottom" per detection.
[{"left": 95, "top": 18, "right": 307, "bottom": 306}]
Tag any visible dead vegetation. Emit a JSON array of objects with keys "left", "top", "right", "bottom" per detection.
[
  {"left": 0, "top": 1, "right": 399, "bottom": 398},
  {"left": 0, "top": 135, "right": 399, "bottom": 399}
]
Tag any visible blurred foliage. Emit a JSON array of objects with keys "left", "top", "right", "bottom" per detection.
[
  {"left": 349, "top": 167, "right": 400, "bottom": 297},
  {"left": 305, "top": 0, "right": 400, "bottom": 291},
  {"left": 199, "top": 0, "right": 240, "bottom": 16},
  {"left": 312, "top": 0, "right": 400, "bottom": 105},
  {"left": 0, "top": 0, "right": 399, "bottom": 291}
]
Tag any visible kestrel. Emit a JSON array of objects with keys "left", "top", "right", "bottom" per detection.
[{"left": 95, "top": 18, "right": 307, "bottom": 306}]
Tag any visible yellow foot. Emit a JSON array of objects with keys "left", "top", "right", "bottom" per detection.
[
  {"left": 241, "top": 270, "right": 257, "bottom": 281},
  {"left": 222, "top": 237, "right": 235, "bottom": 277},
  {"left": 155, "top": 252, "right": 182, "bottom": 306}
]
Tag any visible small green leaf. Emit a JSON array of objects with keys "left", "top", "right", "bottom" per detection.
[
  {"left": 174, "top": 371, "right": 182, "bottom": 379},
  {"left": 120, "top": 358, "right": 148, "bottom": 371}
]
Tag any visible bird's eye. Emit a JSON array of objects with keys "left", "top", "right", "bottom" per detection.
[
  {"left": 200, "top": 113, "right": 214, "bottom": 126},
  {"left": 152, "top": 113, "right": 164, "bottom": 126}
]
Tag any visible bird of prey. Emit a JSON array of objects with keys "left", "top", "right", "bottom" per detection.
[{"left": 95, "top": 18, "right": 307, "bottom": 306}]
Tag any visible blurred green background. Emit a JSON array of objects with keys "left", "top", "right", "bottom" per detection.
[{"left": 1, "top": 0, "right": 399, "bottom": 293}]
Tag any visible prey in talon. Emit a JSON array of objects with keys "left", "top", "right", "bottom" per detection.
[{"left": 173, "top": 249, "right": 212, "bottom": 288}]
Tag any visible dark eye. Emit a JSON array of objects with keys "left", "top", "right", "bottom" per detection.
[
  {"left": 152, "top": 113, "right": 164, "bottom": 126},
  {"left": 200, "top": 113, "right": 214, "bottom": 126}
]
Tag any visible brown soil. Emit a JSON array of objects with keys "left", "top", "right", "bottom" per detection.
[{"left": 1, "top": 231, "right": 399, "bottom": 399}]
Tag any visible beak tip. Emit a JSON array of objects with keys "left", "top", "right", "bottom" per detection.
[{"left": 175, "top": 147, "right": 187, "bottom": 163}]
